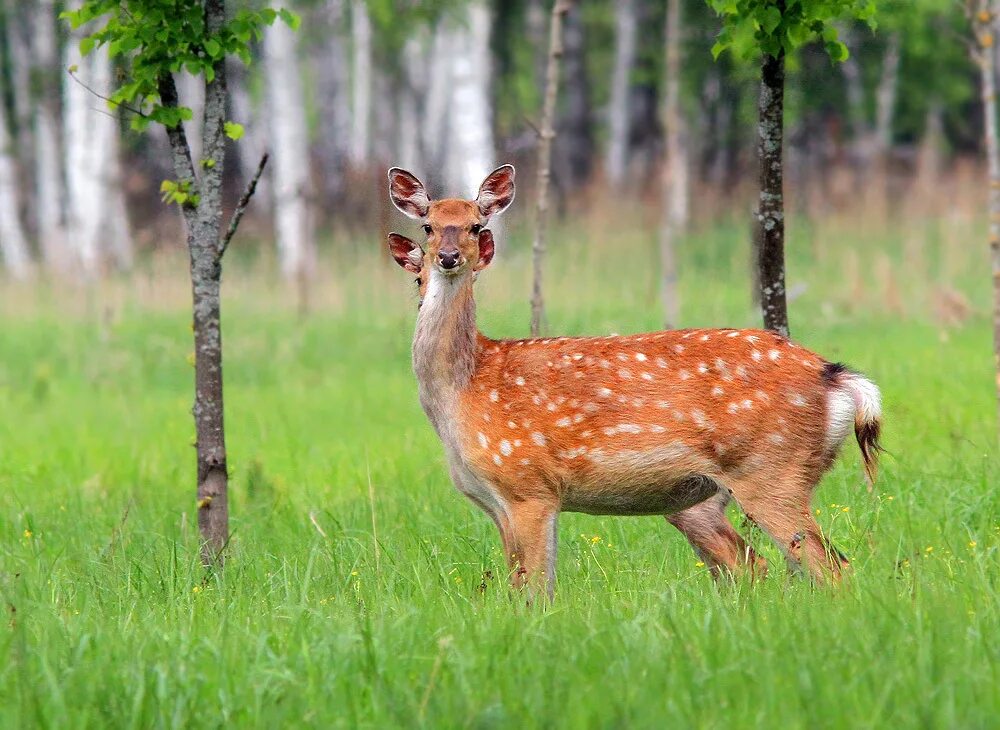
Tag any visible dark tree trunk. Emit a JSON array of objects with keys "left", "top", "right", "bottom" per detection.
[
  {"left": 755, "top": 49, "right": 789, "bottom": 337},
  {"left": 972, "top": 0, "right": 1000, "bottom": 440},
  {"left": 158, "top": 0, "right": 235, "bottom": 566},
  {"left": 552, "top": 3, "right": 592, "bottom": 196},
  {"left": 531, "top": 0, "right": 573, "bottom": 337}
]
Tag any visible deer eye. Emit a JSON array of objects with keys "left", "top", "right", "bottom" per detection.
[
  {"left": 422, "top": 224, "right": 433, "bottom": 235},
  {"left": 470, "top": 224, "right": 482, "bottom": 235},
  {"left": 415, "top": 277, "right": 422, "bottom": 287}
]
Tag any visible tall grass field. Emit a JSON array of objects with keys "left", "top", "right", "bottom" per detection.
[{"left": 2, "top": 214, "right": 998, "bottom": 727}]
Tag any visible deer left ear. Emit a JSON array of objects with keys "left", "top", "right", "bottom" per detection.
[
  {"left": 388, "top": 233, "right": 423, "bottom": 274},
  {"left": 476, "top": 164, "right": 515, "bottom": 219},
  {"left": 474, "top": 229, "right": 495, "bottom": 271}
]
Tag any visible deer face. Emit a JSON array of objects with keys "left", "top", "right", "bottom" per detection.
[{"left": 387, "top": 166, "right": 514, "bottom": 297}]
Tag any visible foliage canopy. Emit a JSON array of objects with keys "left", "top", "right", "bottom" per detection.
[
  {"left": 63, "top": 1, "right": 297, "bottom": 130},
  {"left": 707, "top": 0, "right": 877, "bottom": 61}
]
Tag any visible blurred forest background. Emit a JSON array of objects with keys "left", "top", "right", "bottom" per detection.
[{"left": 0, "top": 0, "right": 985, "bottom": 288}]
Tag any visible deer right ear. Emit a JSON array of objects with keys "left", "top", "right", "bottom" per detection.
[
  {"left": 476, "top": 164, "right": 515, "bottom": 218},
  {"left": 388, "top": 233, "right": 423, "bottom": 274},
  {"left": 388, "top": 167, "right": 430, "bottom": 219}
]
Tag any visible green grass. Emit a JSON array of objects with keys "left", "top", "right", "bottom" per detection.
[{"left": 1, "top": 217, "right": 998, "bottom": 728}]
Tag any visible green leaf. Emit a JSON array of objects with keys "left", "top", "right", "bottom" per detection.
[
  {"left": 825, "top": 40, "right": 849, "bottom": 62},
  {"left": 204, "top": 38, "right": 221, "bottom": 57},
  {"left": 79, "top": 36, "right": 96, "bottom": 56},
  {"left": 760, "top": 6, "right": 782, "bottom": 35},
  {"left": 224, "top": 122, "right": 245, "bottom": 141},
  {"left": 278, "top": 8, "right": 301, "bottom": 31}
]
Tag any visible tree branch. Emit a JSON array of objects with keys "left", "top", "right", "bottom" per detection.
[
  {"left": 66, "top": 67, "right": 147, "bottom": 119},
  {"left": 217, "top": 152, "right": 269, "bottom": 261},
  {"left": 156, "top": 73, "right": 199, "bottom": 213}
]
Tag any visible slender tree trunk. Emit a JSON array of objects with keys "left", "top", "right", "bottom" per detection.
[
  {"left": 874, "top": 32, "right": 901, "bottom": 162},
  {"left": 32, "top": 0, "right": 67, "bottom": 271},
  {"left": 5, "top": 0, "right": 35, "bottom": 218},
  {"left": 228, "top": 58, "right": 271, "bottom": 214},
  {"left": 158, "top": 0, "right": 244, "bottom": 566},
  {"left": 756, "top": 48, "right": 789, "bottom": 336},
  {"left": 972, "top": 1, "right": 1000, "bottom": 439},
  {"left": 606, "top": 0, "right": 637, "bottom": 187},
  {"left": 349, "top": 0, "right": 372, "bottom": 169},
  {"left": 659, "top": 0, "right": 685, "bottom": 329},
  {"left": 264, "top": 19, "right": 315, "bottom": 287},
  {"left": 313, "top": 0, "right": 351, "bottom": 202},
  {"left": 441, "top": 2, "right": 495, "bottom": 197},
  {"left": 65, "top": 8, "right": 132, "bottom": 276},
  {"left": 531, "top": 0, "right": 573, "bottom": 336},
  {"left": 552, "top": 3, "right": 593, "bottom": 196},
  {"left": 0, "top": 68, "right": 32, "bottom": 279}
]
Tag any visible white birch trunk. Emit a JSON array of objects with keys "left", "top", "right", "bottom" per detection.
[
  {"left": 396, "top": 34, "right": 427, "bottom": 172},
  {"left": 0, "top": 68, "right": 32, "bottom": 279},
  {"left": 313, "top": 0, "right": 351, "bottom": 199},
  {"left": 441, "top": 2, "right": 495, "bottom": 198},
  {"left": 32, "top": 0, "right": 67, "bottom": 270},
  {"left": 606, "top": 0, "right": 637, "bottom": 187},
  {"left": 65, "top": 5, "right": 132, "bottom": 276},
  {"left": 178, "top": 70, "right": 205, "bottom": 165},
  {"left": 349, "top": 0, "right": 372, "bottom": 168},
  {"left": 264, "top": 19, "right": 316, "bottom": 281},
  {"left": 228, "top": 57, "right": 270, "bottom": 212},
  {"left": 659, "top": 0, "right": 686, "bottom": 328},
  {"left": 874, "top": 32, "right": 901, "bottom": 161}
]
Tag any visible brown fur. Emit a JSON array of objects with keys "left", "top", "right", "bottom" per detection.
[{"left": 387, "top": 166, "right": 883, "bottom": 598}]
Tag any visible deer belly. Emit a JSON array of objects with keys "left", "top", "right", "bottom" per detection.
[{"left": 562, "top": 474, "right": 720, "bottom": 516}]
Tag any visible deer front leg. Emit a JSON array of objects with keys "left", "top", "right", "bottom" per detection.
[
  {"left": 503, "top": 499, "right": 559, "bottom": 603},
  {"left": 666, "top": 492, "right": 767, "bottom": 580}
]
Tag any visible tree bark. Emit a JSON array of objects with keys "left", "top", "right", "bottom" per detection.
[
  {"left": 659, "top": 0, "right": 686, "bottom": 329},
  {"left": 264, "top": 19, "right": 316, "bottom": 287},
  {"left": 531, "top": 0, "right": 573, "bottom": 337},
  {"left": 312, "top": 0, "right": 351, "bottom": 201},
  {"left": 0, "top": 64, "right": 32, "bottom": 279},
  {"left": 441, "top": 2, "right": 495, "bottom": 198},
  {"left": 755, "top": 48, "right": 789, "bottom": 337},
  {"left": 972, "top": 1, "right": 1000, "bottom": 439},
  {"left": 606, "top": 0, "right": 637, "bottom": 187},
  {"left": 31, "top": 0, "right": 67, "bottom": 271},
  {"left": 552, "top": 3, "right": 593, "bottom": 195},
  {"left": 349, "top": 0, "right": 372, "bottom": 169},
  {"left": 65, "top": 7, "right": 132, "bottom": 275},
  {"left": 874, "top": 32, "right": 901, "bottom": 163},
  {"left": 5, "top": 0, "right": 35, "bottom": 215},
  {"left": 158, "top": 0, "right": 235, "bottom": 566}
]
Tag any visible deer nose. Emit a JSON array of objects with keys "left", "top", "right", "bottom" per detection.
[{"left": 438, "top": 249, "right": 461, "bottom": 270}]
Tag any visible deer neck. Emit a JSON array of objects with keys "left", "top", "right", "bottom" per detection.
[{"left": 412, "top": 268, "right": 479, "bottom": 434}]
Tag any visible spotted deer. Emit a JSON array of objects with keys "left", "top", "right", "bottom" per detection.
[{"left": 386, "top": 164, "right": 883, "bottom": 600}]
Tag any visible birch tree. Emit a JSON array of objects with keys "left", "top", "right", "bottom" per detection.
[
  {"left": 969, "top": 0, "right": 1000, "bottom": 437},
  {"left": 349, "top": 0, "right": 372, "bottom": 169},
  {"left": 0, "top": 69, "right": 32, "bottom": 279},
  {"left": 659, "top": 0, "right": 687, "bottom": 329},
  {"left": 264, "top": 16, "right": 316, "bottom": 287},
  {"left": 33, "top": 0, "right": 68, "bottom": 271},
  {"left": 65, "top": 3, "right": 132, "bottom": 275},
  {"left": 708, "top": 0, "right": 876, "bottom": 337},
  {"left": 66, "top": 0, "right": 288, "bottom": 566},
  {"left": 531, "top": 0, "right": 574, "bottom": 336},
  {"left": 606, "top": 0, "right": 637, "bottom": 187}
]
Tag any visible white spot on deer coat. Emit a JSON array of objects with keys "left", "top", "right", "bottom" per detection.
[
  {"left": 499, "top": 439, "right": 513, "bottom": 456},
  {"left": 531, "top": 432, "right": 546, "bottom": 446},
  {"left": 477, "top": 432, "right": 488, "bottom": 448},
  {"left": 489, "top": 390, "right": 499, "bottom": 402}
]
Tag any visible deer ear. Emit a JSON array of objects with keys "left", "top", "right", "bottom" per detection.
[
  {"left": 476, "top": 164, "right": 515, "bottom": 218},
  {"left": 388, "top": 233, "right": 423, "bottom": 273},
  {"left": 388, "top": 167, "right": 430, "bottom": 219},
  {"left": 474, "top": 229, "right": 495, "bottom": 272}
]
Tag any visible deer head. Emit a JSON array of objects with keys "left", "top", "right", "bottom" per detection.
[{"left": 386, "top": 166, "right": 514, "bottom": 301}]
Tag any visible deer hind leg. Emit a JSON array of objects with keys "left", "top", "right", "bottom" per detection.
[
  {"left": 666, "top": 492, "right": 767, "bottom": 579},
  {"left": 503, "top": 499, "right": 559, "bottom": 603},
  {"left": 723, "top": 469, "right": 849, "bottom": 582}
]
